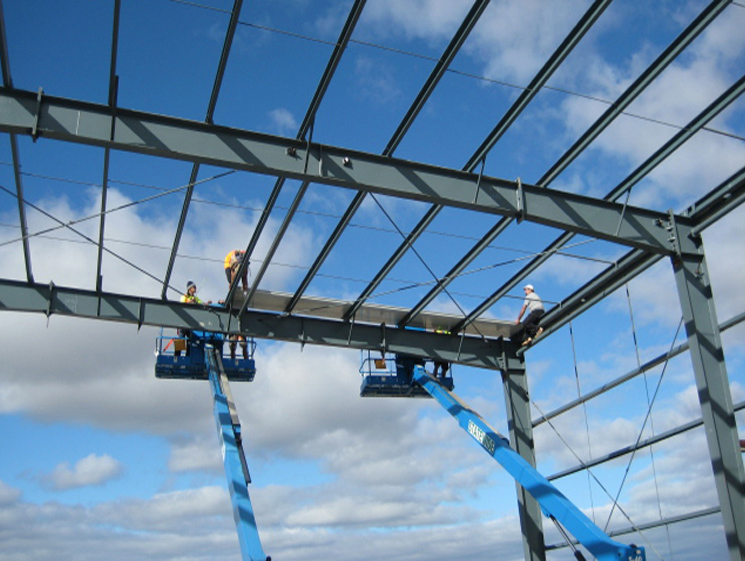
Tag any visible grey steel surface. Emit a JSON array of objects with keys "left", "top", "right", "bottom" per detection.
[
  {"left": 673, "top": 246, "right": 745, "bottom": 561},
  {"left": 0, "top": 87, "right": 698, "bottom": 256}
]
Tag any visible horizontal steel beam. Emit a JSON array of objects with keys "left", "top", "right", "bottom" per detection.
[
  {"left": 0, "top": 279, "right": 521, "bottom": 371},
  {"left": 0, "top": 87, "right": 696, "bottom": 256}
]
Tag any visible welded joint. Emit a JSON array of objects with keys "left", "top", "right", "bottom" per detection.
[{"left": 31, "top": 87, "right": 44, "bottom": 141}]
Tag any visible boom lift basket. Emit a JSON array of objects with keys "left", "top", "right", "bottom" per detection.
[
  {"left": 359, "top": 350, "right": 454, "bottom": 397},
  {"left": 155, "top": 329, "right": 257, "bottom": 381}
]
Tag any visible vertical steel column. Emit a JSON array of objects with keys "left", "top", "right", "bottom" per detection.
[
  {"left": 672, "top": 239, "right": 745, "bottom": 561},
  {"left": 502, "top": 355, "right": 546, "bottom": 561}
]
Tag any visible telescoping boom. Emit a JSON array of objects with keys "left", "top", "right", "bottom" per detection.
[{"left": 412, "top": 367, "right": 645, "bottom": 561}]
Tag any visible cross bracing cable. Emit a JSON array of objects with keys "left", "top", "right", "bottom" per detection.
[
  {"left": 529, "top": 397, "right": 666, "bottom": 561},
  {"left": 568, "top": 320, "right": 597, "bottom": 523},
  {"left": 0, "top": 183, "right": 185, "bottom": 296},
  {"left": 533, "top": 309, "right": 745, "bottom": 428},
  {"left": 0, "top": 171, "right": 234, "bottom": 250},
  {"left": 625, "top": 283, "right": 674, "bottom": 560},
  {"left": 546, "top": 505, "right": 722, "bottom": 553},
  {"left": 548, "top": 399, "right": 745, "bottom": 481},
  {"left": 602, "top": 317, "right": 684, "bottom": 535},
  {"left": 528, "top": 316, "right": 687, "bottom": 560}
]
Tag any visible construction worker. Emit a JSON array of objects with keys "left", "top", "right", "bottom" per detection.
[
  {"left": 224, "top": 249, "right": 249, "bottom": 292},
  {"left": 176, "top": 281, "right": 211, "bottom": 356},
  {"left": 515, "top": 284, "right": 544, "bottom": 346}
]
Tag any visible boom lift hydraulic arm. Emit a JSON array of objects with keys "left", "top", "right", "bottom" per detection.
[
  {"left": 205, "top": 344, "right": 270, "bottom": 561},
  {"left": 412, "top": 367, "right": 645, "bottom": 561}
]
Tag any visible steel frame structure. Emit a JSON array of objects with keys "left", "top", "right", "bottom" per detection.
[{"left": 1, "top": 1, "right": 744, "bottom": 560}]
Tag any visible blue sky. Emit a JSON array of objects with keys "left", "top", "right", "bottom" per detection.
[{"left": 1, "top": 1, "right": 744, "bottom": 560}]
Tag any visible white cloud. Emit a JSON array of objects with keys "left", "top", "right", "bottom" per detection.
[
  {"left": 47, "top": 453, "right": 123, "bottom": 491},
  {"left": 168, "top": 435, "right": 223, "bottom": 473},
  {"left": 269, "top": 107, "right": 299, "bottom": 136},
  {"left": 469, "top": 0, "right": 592, "bottom": 84},
  {"left": 362, "top": 0, "right": 473, "bottom": 44}
]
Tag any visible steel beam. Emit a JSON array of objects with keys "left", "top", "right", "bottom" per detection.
[
  {"left": 96, "top": 0, "right": 122, "bottom": 294},
  {"left": 672, "top": 240, "right": 745, "bottom": 561},
  {"left": 465, "top": 0, "right": 613, "bottom": 172},
  {"left": 363, "top": 0, "right": 614, "bottom": 327},
  {"left": 0, "top": 279, "right": 517, "bottom": 371},
  {"left": 0, "top": 87, "right": 696, "bottom": 257},
  {"left": 525, "top": 163, "right": 745, "bottom": 344}
]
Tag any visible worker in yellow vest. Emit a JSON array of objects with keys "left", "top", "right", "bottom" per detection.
[{"left": 224, "top": 249, "right": 249, "bottom": 292}]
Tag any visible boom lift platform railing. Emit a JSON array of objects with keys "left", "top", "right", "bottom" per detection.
[
  {"left": 410, "top": 365, "right": 645, "bottom": 561},
  {"left": 359, "top": 350, "right": 454, "bottom": 397},
  {"left": 155, "top": 330, "right": 269, "bottom": 561},
  {"left": 155, "top": 328, "right": 256, "bottom": 381}
]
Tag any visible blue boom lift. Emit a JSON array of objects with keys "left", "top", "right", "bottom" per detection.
[
  {"left": 358, "top": 359, "right": 646, "bottom": 561},
  {"left": 156, "top": 327, "right": 645, "bottom": 561},
  {"left": 155, "top": 330, "right": 269, "bottom": 561}
]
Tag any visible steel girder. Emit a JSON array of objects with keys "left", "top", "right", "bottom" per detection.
[
  {"left": 452, "top": 73, "right": 745, "bottom": 333},
  {"left": 0, "top": 0, "right": 32, "bottom": 282},
  {"left": 0, "top": 278, "right": 520, "bottom": 372},
  {"left": 0, "top": 87, "right": 696, "bottom": 259}
]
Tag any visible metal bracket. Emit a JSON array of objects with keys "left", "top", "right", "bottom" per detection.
[
  {"left": 346, "top": 315, "right": 355, "bottom": 346},
  {"left": 137, "top": 298, "right": 145, "bottom": 331},
  {"left": 45, "top": 280, "right": 55, "bottom": 318},
  {"left": 656, "top": 209, "right": 682, "bottom": 258},
  {"left": 472, "top": 157, "right": 486, "bottom": 204},
  {"left": 31, "top": 87, "right": 44, "bottom": 142},
  {"left": 515, "top": 177, "right": 525, "bottom": 223},
  {"left": 303, "top": 119, "right": 314, "bottom": 176}
]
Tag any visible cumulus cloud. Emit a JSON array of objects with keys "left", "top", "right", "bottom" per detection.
[{"left": 46, "top": 453, "right": 123, "bottom": 491}]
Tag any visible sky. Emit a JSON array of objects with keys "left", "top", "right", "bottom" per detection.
[{"left": 0, "top": 1, "right": 744, "bottom": 560}]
